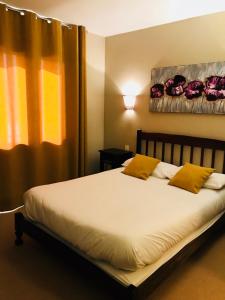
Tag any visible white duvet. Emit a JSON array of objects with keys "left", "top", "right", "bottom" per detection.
[{"left": 24, "top": 168, "right": 225, "bottom": 271}]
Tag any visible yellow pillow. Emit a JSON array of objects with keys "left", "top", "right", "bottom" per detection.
[
  {"left": 169, "top": 163, "right": 214, "bottom": 193},
  {"left": 122, "top": 154, "right": 160, "bottom": 180}
]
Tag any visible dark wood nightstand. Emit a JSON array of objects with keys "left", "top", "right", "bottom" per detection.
[{"left": 99, "top": 148, "right": 133, "bottom": 171}]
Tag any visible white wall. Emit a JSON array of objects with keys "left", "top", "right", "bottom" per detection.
[{"left": 86, "top": 32, "right": 105, "bottom": 174}]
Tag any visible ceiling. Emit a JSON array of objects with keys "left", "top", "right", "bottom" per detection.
[{"left": 5, "top": 0, "right": 225, "bottom": 36}]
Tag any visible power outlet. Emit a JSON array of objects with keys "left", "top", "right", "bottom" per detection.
[{"left": 125, "top": 144, "right": 130, "bottom": 151}]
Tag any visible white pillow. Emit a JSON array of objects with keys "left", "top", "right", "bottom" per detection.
[
  {"left": 122, "top": 157, "right": 133, "bottom": 167},
  {"left": 203, "top": 173, "right": 225, "bottom": 190},
  {"left": 122, "top": 157, "right": 225, "bottom": 189},
  {"left": 122, "top": 158, "right": 180, "bottom": 179},
  {"left": 152, "top": 162, "right": 180, "bottom": 179}
]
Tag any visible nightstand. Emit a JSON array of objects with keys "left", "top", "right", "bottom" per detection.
[{"left": 99, "top": 148, "right": 133, "bottom": 171}]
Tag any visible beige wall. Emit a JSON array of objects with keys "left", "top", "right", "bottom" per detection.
[
  {"left": 86, "top": 32, "right": 105, "bottom": 174},
  {"left": 105, "top": 12, "right": 225, "bottom": 152}
]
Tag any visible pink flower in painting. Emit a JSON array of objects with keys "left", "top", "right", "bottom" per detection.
[
  {"left": 165, "top": 75, "right": 186, "bottom": 96},
  {"left": 174, "top": 75, "right": 186, "bottom": 86},
  {"left": 184, "top": 80, "right": 204, "bottom": 100},
  {"left": 205, "top": 76, "right": 225, "bottom": 100},
  {"left": 165, "top": 78, "right": 174, "bottom": 88},
  {"left": 218, "top": 76, "right": 225, "bottom": 90},
  {"left": 205, "top": 76, "right": 222, "bottom": 89},
  {"left": 218, "top": 89, "right": 225, "bottom": 99},
  {"left": 204, "top": 88, "right": 220, "bottom": 101},
  {"left": 171, "top": 85, "right": 184, "bottom": 96},
  {"left": 150, "top": 83, "right": 164, "bottom": 98},
  {"left": 204, "top": 88, "right": 225, "bottom": 101}
]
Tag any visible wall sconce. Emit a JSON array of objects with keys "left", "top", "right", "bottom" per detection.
[{"left": 123, "top": 95, "right": 136, "bottom": 110}]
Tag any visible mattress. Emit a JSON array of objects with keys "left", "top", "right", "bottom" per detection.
[
  {"left": 32, "top": 210, "right": 224, "bottom": 287},
  {"left": 24, "top": 168, "right": 225, "bottom": 272}
]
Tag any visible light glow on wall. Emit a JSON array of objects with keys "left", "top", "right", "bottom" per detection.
[
  {"left": 121, "top": 81, "right": 141, "bottom": 96},
  {"left": 121, "top": 81, "right": 141, "bottom": 110},
  {"left": 123, "top": 95, "right": 136, "bottom": 110}
]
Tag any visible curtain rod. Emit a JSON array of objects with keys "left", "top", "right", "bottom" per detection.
[{"left": 0, "top": 1, "right": 74, "bottom": 28}]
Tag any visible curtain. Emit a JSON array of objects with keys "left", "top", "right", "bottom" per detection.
[{"left": 0, "top": 4, "right": 87, "bottom": 211}]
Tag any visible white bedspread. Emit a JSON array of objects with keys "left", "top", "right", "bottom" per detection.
[{"left": 24, "top": 168, "right": 225, "bottom": 271}]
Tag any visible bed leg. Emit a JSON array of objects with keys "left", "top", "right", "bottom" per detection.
[
  {"left": 127, "top": 285, "right": 138, "bottom": 300},
  {"left": 15, "top": 213, "right": 24, "bottom": 246}
]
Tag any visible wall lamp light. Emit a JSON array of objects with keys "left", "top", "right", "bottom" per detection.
[{"left": 123, "top": 95, "right": 136, "bottom": 110}]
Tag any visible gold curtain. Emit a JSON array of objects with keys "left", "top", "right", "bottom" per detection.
[{"left": 0, "top": 4, "right": 87, "bottom": 211}]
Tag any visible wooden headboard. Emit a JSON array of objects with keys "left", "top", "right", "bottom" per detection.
[{"left": 136, "top": 129, "right": 225, "bottom": 173}]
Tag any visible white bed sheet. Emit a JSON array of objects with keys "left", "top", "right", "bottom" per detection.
[{"left": 24, "top": 168, "right": 225, "bottom": 272}]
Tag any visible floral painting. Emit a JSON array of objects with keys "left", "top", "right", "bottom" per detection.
[{"left": 150, "top": 61, "right": 225, "bottom": 114}]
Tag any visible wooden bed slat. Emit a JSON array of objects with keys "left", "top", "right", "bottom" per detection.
[
  {"left": 190, "top": 146, "right": 194, "bottom": 163},
  {"left": 145, "top": 140, "right": 149, "bottom": 156},
  {"left": 153, "top": 141, "right": 157, "bottom": 158},
  {"left": 170, "top": 144, "right": 174, "bottom": 164},
  {"left": 200, "top": 148, "right": 204, "bottom": 166},
  {"left": 223, "top": 152, "right": 225, "bottom": 173},
  {"left": 211, "top": 149, "right": 216, "bottom": 168},
  {"left": 136, "top": 129, "right": 142, "bottom": 154},
  {"left": 136, "top": 130, "right": 225, "bottom": 174},
  {"left": 137, "top": 132, "right": 225, "bottom": 151},
  {"left": 162, "top": 142, "right": 165, "bottom": 161},
  {"left": 179, "top": 145, "right": 184, "bottom": 165}
]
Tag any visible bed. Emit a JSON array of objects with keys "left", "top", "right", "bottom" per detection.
[{"left": 15, "top": 130, "right": 225, "bottom": 299}]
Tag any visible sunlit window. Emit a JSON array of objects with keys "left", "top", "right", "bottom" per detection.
[
  {"left": 0, "top": 51, "right": 28, "bottom": 150},
  {"left": 0, "top": 48, "right": 65, "bottom": 150},
  {"left": 39, "top": 60, "right": 64, "bottom": 145}
]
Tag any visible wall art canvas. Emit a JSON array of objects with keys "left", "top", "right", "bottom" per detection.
[{"left": 150, "top": 61, "right": 225, "bottom": 114}]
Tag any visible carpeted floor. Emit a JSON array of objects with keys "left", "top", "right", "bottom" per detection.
[{"left": 1, "top": 213, "right": 225, "bottom": 300}]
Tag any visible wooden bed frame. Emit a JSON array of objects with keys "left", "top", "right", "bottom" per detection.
[{"left": 15, "top": 130, "right": 225, "bottom": 300}]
